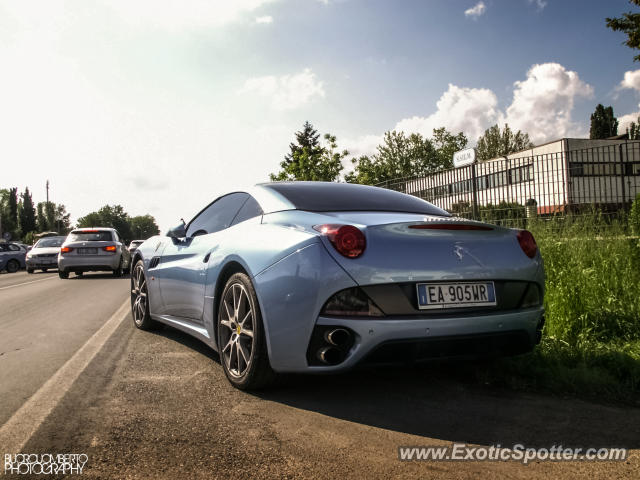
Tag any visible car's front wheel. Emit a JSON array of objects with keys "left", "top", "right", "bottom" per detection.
[
  {"left": 131, "top": 260, "right": 160, "bottom": 330},
  {"left": 217, "top": 273, "right": 275, "bottom": 390},
  {"left": 6, "top": 260, "right": 19, "bottom": 273},
  {"left": 27, "top": 268, "right": 34, "bottom": 274},
  {"left": 58, "top": 270, "right": 69, "bottom": 279}
]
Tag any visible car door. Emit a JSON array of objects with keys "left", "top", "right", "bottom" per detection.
[
  {"left": 0, "top": 244, "right": 8, "bottom": 269},
  {"left": 155, "top": 192, "right": 249, "bottom": 320}
]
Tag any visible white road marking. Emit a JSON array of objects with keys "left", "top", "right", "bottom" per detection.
[
  {"left": 0, "top": 276, "right": 57, "bottom": 291},
  {"left": 0, "top": 298, "right": 130, "bottom": 453}
]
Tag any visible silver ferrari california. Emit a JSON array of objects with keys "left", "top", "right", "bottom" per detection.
[{"left": 131, "top": 182, "right": 544, "bottom": 389}]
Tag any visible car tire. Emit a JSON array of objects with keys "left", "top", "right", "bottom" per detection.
[
  {"left": 113, "top": 257, "right": 123, "bottom": 277},
  {"left": 6, "top": 260, "right": 19, "bottom": 273},
  {"left": 75, "top": 271, "right": 83, "bottom": 277},
  {"left": 42, "top": 268, "right": 48, "bottom": 272},
  {"left": 131, "top": 260, "right": 161, "bottom": 330},
  {"left": 58, "top": 270, "right": 69, "bottom": 279},
  {"left": 217, "top": 273, "right": 276, "bottom": 390},
  {"left": 27, "top": 268, "right": 34, "bottom": 274}
]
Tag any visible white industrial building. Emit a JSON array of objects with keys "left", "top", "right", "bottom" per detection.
[{"left": 402, "top": 138, "right": 640, "bottom": 215}]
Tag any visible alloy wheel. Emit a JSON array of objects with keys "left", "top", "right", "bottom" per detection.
[
  {"left": 131, "top": 264, "right": 148, "bottom": 326},
  {"left": 219, "top": 283, "right": 255, "bottom": 378}
]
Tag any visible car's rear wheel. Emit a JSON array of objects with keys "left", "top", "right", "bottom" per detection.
[
  {"left": 58, "top": 270, "right": 69, "bottom": 279},
  {"left": 217, "top": 273, "right": 275, "bottom": 390},
  {"left": 75, "top": 271, "right": 83, "bottom": 277},
  {"left": 131, "top": 260, "right": 160, "bottom": 330},
  {"left": 6, "top": 260, "right": 19, "bottom": 273},
  {"left": 42, "top": 268, "right": 48, "bottom": 272},
  {"left": 113, "top": 257, "right": 123, "bottom": 277},
  {"left": 27, "top": 268, "right": 34, "bottom": 274}
]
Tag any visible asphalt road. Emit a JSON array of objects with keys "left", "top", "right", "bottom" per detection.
[{"left": 0, "top": 269, "right": 638, "bottom": 478}]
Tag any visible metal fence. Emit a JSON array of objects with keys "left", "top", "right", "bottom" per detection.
[{"left": 376, "top": 142, "right": 640, "bottom": 228}]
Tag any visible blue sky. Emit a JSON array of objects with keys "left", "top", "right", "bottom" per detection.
[{"left": 1, "top": 0, "right": 639, "bottom": 230}]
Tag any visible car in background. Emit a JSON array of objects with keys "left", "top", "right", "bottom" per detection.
[
  {"left": 58, "top": 228, "right": 131, "bottom": 279},
  {"left": 128, "top": 240, "right": 145, "bottom": 254},
  {"left": 14, "top": 242, "right": 32, "bottom": 252},
  {"left": 26, "top": 236, "right": 66, "bottom": 273},
  {"left": 0, "top": 242, "right": 27, "bottom": 273}
]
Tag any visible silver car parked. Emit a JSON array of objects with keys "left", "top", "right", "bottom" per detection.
[
  {"left": 0, "top": 242, "right": 27, "bottom": 273},
  {"left": 26, "top": 236, "right": 66, "bottom": 273},
  {"left": 58, "top": 228, "right": 131, "bottom": 279}
]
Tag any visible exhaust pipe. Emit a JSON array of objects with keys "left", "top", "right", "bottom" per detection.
[
  {"left": 324, "top": 328, "right": 350, "bottom": 346},
  {"left": 317, "top": 346, "right": 342, "bottom": 365}
]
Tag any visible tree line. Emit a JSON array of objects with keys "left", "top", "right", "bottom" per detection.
[
  {"left": 272, "top": 101, "right": 629, "bottom": 185},
  {"left": 0, "top": 187, "right": 159, "bottom": 244}
]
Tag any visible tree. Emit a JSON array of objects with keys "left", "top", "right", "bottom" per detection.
[
  {"left": 77, "top": 205, "right": 132, "bottom": 241},
  {"left": 590, "top": 104, "right": 619, "bottom": 139},
  {"left": 129, "top": 215, "right": 160, "bottom": 239},
  {"left": 19, "top": 187, "right": 37, "bottom": 237},
  {"left": 36, "top": 201, "right": 71, "bottom": 233},
  {"left": 476, "top": 124, "right": 534, "bottom": 162},
  {"left": 346, "top": 129, "right": 468, "bottom": 185},
  {"left": 607, "top": 0, "right": 640, "bottom": 61},
  {"left": 0, "top": 188, "right": 19, "bottom": 239},
  {"left": 628, "top": 116, "right": 640, "bottom": 139},
  {"left": 270, "top": 123, "right": 346, "bottom": 181}
]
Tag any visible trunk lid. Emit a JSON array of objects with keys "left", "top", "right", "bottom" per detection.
[{"left": 316, "top": 212, "right": 541, "bottom": 285}]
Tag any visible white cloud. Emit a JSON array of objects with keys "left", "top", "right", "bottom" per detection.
[
  {"left": 528, "top": 0, "right": 547, "bottom": 11},
  {"left": 620, "top": 69, "right": 640, "bottom": 92},
  {"left": 239, "top": 68, "right": 326, "bottom": 110},
  {"left": 394, "top": 84, "right": 503, "bottom": 142},
  {"left": 103, "top": 0, "right": 278, "bottom": 30},
  {"left": 464, "top": 2, "right": 486, "bottom": 18},
  {"left": 505, "top": 63, "right": 593, "bottom": 142},
  {"left": 255, "top": 15, "right": 273, "bottom": 24},
  {"left": 356, "top": 63, "right": 592, "bottom": 154},
  {"left": 619, "top": 107, "right": 640, "bottom": 132}
]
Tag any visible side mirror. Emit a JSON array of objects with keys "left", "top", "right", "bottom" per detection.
[{"left": 166, "top": 222, "right": 186, "bottom": 239}]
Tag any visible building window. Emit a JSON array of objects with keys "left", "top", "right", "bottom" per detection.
[{"left": 569, "top": 162, "right": 623, "bottom": 177}]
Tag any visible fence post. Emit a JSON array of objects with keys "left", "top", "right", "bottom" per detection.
[
  {"left": 471, "top": 163, "right": 479, "bottom": 220},
  {"left": 619, "top": 143, "right": 627, "bottom": 208}
]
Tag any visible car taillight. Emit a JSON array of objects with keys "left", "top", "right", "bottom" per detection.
[
  {"left": 313, "top": 224, "right": 366, "bottom": 258},
  {"left": 321, "top": 287, "right": 384, "bottom": 317},
  {"left": 517, "top": 230, "right": 538, "bottom": 258},
  {"left": 60, "top": 247, "right": 73, "bottom": 253},
  {"left": 103, "top": 245, "right": 117, "bottom": 252}
]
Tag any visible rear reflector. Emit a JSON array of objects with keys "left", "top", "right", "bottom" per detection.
[
  {"left": 60, "top": 246, "right": 73, "bottom": 253},
  {"left": 409, "top": 224, "right": 493, "bottom": 231}
]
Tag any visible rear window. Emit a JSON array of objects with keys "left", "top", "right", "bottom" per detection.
[
  {"left": 264, "top": 182, "right": 449, "bottom": 216},
  {"left": 68, "top": 231, "right": 113, "bottom": 242}
]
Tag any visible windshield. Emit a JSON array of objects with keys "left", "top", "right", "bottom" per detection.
[
  {"left": 264, "top": 182, "right": 450, "bottom": 216},
  {"left": 68, "top": 231, "right": 113, "bottom": 242},
  {"left": 34, "top": 237, "right": 65, "bottom": 248}
]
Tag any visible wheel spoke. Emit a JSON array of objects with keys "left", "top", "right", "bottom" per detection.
[
  {"left": 239, "top": 309, "right": 252, "bottom": 327},
  {"left": 240, "top": 328, "right": 253, "bottom": 338},
  {"left": 220, "top": 319, "right": 233, "bottom": 330},
  {"left": 223, "top": 299, "right": 233, "bottom": 321}
]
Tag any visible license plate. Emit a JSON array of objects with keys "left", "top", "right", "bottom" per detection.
[
  {"left": 416, "top": 282, "right": 497, "bottom": 310},
  {"left": 78, "top": 248, "right": 98, "bottom": 255}
]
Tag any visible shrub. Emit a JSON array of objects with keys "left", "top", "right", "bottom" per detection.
[{"left": 631, "top": 193, "right": 640, "bottom": 236}]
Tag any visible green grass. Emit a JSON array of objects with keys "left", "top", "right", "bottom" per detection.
[{"left": 479, "top": 213, "right": 640, "bottom": 404}]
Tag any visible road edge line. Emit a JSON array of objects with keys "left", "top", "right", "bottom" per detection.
[{"left": 0, "top": 298, "right": 130, "bottom": 453}]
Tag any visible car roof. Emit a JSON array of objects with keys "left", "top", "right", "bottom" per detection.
[{"left": 70, "top": 227, "right": 115, "bottom": 232}]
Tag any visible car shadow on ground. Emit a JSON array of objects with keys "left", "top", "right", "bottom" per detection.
[
  {"left": 151, "top": 324, "right": 640, "bottom": 450},
  {"left": 65, "top": 273, "right": 130, "bottom": 280}
]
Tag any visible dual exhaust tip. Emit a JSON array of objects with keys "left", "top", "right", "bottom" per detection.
[{"left": 317, "top": 328, "right": 351, "bottom": 365}]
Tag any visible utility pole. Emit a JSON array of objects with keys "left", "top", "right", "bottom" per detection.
[{"left": 46, "top": 180, "right": 50, "bottom": 204}]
